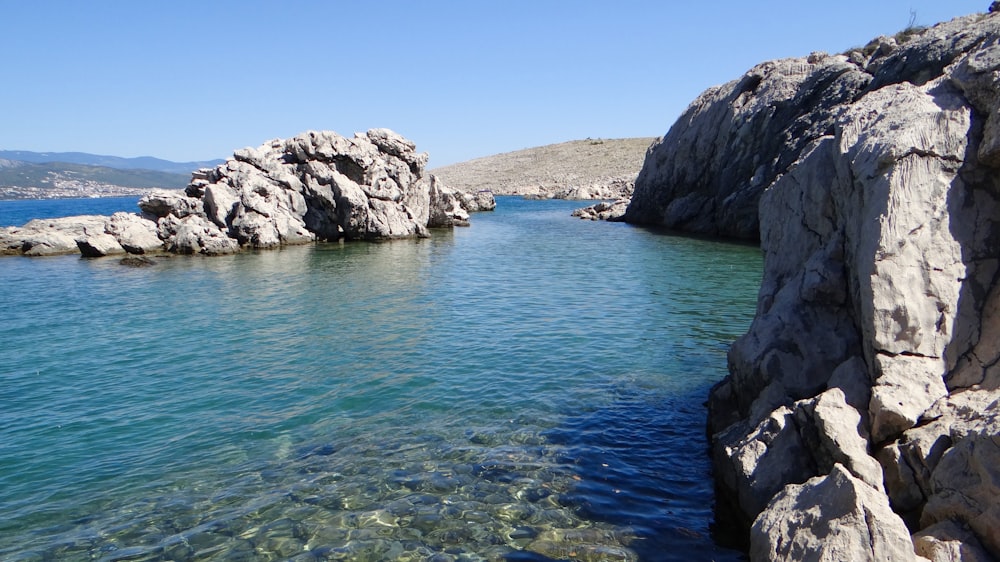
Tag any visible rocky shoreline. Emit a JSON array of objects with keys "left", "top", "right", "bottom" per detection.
[
  {"left": 625, "top": 9, "right": 1000, "bottom": 561},
  {"left": 0, "top": 129, "right": 494, "bottom": 257}
]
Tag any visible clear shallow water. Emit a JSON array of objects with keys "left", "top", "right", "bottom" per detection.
[{"left": 0, "top": 197, "right": 761, "bottom": 561}]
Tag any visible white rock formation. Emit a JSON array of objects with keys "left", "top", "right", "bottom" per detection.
[
  {"left": 182, "top": 129, "right": 435, "bottom": 248},
  {"left": 1, "top": 129, "right": 487, "bottom": 257},
  {"left": 427, "top": 175, "right": 470, "bottom": 228}
]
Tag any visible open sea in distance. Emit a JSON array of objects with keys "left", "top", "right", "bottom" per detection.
[
  {"left": 0, "top": 196, "right": 143, "bottom": 228},
  {"left": 0, "top": 196, "right": 762, "bottom": 561}
]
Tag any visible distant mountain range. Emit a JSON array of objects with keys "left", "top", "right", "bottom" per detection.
[
  {"left": 0, "top": 150, "right": 223, "bottom": 175},
  {"left": 0, "top": 150, "right": 226, "bottom": 200}
]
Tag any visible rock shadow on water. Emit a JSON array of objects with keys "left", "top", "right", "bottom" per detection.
[{"left": 541, "top": 387, "right": 747, "bottom": 561}]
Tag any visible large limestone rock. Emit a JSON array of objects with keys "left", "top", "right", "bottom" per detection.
[
  {"left": 1, "top": 129, "right": 482, "bottom": 257},
  {"left": 184, "top": 129, "right": 433, "bottom": 246},
  {"left": 625, "top": 13, "right": 998, "bottom": 242},
  {"left": 625, "top": 9, "right": 1000, "bottom": 559},
  {"left": 161, "top": 129, "right": 481, "bottom": 250},
  {"left": 750, "top": 465, "right": 916, "bottom": 562},
  {"left": 624, "top": 54, "right": 871, "bottom": 239}
]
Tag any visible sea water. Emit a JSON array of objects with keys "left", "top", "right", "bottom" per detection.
[
  {"left": 0, "top": 197, "right": 761, "bottom": 561},
  {"left": 0, "top": 196, "right": 142, "bottom": 227}
]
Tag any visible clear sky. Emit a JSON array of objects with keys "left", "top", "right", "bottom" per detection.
[{"left": 0, "top": 1, "right": 986, "bottom": 167}]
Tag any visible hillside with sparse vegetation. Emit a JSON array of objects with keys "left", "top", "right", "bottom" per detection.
[{"left": 430, "top": 137, "right": 656, "bottom": 197}]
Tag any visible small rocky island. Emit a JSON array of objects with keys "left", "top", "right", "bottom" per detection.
[
  {"left": 625, "top": 8, "right": 1000, "bottom": 562},
  {"left": 0, "top": 129, "right": 494, "bottom": 257}
]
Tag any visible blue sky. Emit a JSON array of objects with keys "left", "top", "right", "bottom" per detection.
[{"left": 0, "top": 1, "right": 986, "bottom": 167}]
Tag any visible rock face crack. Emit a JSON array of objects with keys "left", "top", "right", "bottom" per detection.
[
  {"left": 902, "top": 146, "right": 964, "bottom": 164},
  {"left": 863, "top": 507, "right": 878, "bottom": 556},
  {"left": 875, "top": 349, "right": 939, "bottom": 360}
]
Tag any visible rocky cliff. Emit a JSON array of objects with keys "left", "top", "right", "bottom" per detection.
[
  {"left": 627, "top": 10, "right": 1000, "bottom": 561},
  {"left": 0, "top": 129, "right": 492, "bottom": 257}
]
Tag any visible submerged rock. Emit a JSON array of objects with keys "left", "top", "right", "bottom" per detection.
[{"left": 119, "top": 256, "right": 157, "bottom": 267}]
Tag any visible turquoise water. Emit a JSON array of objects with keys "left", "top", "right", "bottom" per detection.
[
  {"left": 0, "top": 197, "right": 761, "bottom": 561},
  {"left": 0, "top": 196, "right": 142, "bottom": 227}
]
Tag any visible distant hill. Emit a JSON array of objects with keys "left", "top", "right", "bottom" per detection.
[
  {"left": 430, "top": 137, "right": 656, "bottom": 196},
  {"left": 0, "top": 150, "right": 223, "bottom": 175}
]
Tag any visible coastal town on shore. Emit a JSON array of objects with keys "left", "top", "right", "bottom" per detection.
[{"left": 0, "top": 181, "right": 150, "bottom": 200}]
